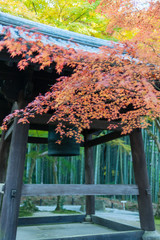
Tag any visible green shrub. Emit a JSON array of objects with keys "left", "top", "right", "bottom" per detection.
[{"left": 19, "top": 197, "right": 39, "bottom": 217}]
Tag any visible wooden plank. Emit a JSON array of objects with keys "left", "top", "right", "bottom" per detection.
[
  {"left": 84, "top": 134, "right": 95, "bottom": 216},
  {"left": 18, "top": 215, "right": 85, "bottom": 226},
  {"left": 130, "top": 129, "right": 155, "bottom": 231},
  {"left": 85, "top": 131, "right": 124, "bottom": 147},
  {"left": 0, "top": 117, "right": 29, "bottom": 240},
  {"left": 21, "top": 184, "right": 139, "bottom": 196}
]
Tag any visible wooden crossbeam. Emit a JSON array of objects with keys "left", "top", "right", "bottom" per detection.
[
  {"left": 30, "top": 124, "right": 49, "bottom": 131},
  {"left": 29, "top": 114, "right": 121, "bottom": 131},
  {"left": 21, "top": 184, "right": 139, "bottom": 196},
  {"left": 85, "top": 131, "right": 125, "bottom": 147},
  {"left": 27, "top": 132, "right": 123, "bottom": 146},
  {"left": 28, "top": 136, "right": 48, "bottom": 144}
]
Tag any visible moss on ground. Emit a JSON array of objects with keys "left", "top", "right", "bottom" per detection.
[
  {"left": 52, "top": 209, "right": 80, "bottom": 214},
  {"left": 154, "top": 218, "right": 160, "bottom": 233},
  {"left": 19, "top": 209, "right": 33, "bottom": 217}
]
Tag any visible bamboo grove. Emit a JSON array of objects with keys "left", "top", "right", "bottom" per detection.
[{"left": 25, "top": 125, "right": 160, "bottom": 203}]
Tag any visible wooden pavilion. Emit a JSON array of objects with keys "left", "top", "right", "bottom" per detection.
[{"left": 0, "top": 12, "right": 158, "bottom": 240}]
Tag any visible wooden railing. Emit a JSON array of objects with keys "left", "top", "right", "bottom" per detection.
[{"left": 21, "top": 184, "right": 139, "bottom": 196}]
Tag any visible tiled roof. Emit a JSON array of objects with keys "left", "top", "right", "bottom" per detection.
[{"left": 0, "top": 12, "right": 115, "bottom": 53}]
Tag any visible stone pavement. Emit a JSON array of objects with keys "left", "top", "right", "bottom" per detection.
[
  {"left": 16, "top": 205, "right": 141, "bottom": 240},
  {"left": 17, "top": 222, "right": 117, "bottom": 240}
]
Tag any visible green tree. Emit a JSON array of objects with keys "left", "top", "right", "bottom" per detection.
[{"left": 0, "top": 0, "right": 112, "bottom": 40}]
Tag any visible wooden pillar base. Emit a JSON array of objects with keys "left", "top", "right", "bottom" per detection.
[
  {"left": 85, "top": 215, "right": 92, "bottom": 222},
  {"left": 142, "top": 231, "right": 160, "bottom": 240}
]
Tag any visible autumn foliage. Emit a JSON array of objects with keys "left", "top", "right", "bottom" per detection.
[
  {"left": 0, "top": 3, "right": 160, "bottom": 142},
  {"left": 89, "top": 0, "right": 160, "bottom": 64}
]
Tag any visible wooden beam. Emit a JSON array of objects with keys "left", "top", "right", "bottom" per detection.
[
  {"left": 90, "top": 119, "right": 121, "bottom": 130},
  {"left": 29, "top": 114, "right": 52, "bottom": 125},
  {"left": 0, "top": 117, "right": 29, "bottom": 240},
  {"left": 28, "top": 127, "right": 123, "bottom": 147},
  {"left": 84, "top": 134, "right": 95, "bottom": 216},
  {"left": 18, "top": 215, "right": 86, "bottom": 226},
  {"left": 130, "top": 129, "right": 155, "bottom": 231},
  {"left": 21, "top": 184, "right": 139, "bottom": 196},
  {"left": 29, "top": 114, "right": 121, "bottom": 131},
  {"left": 82, "top": 130, "right": 102, "bottom": 135},
  {"left": 28, "top": 136, "right": 48, "bottom": 144},
  {"left": 85, "top": 131, "right": 125, "bottom": 147},
  {"left": 30, "top": 124, "right": 49, "bottom": 131}
]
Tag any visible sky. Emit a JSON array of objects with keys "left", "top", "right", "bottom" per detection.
[{"left": 133, "top": 0, "right": 157, "bottom": 9}]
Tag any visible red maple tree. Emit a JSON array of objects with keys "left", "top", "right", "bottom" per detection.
[{"left": 0, "top": 0, "right": 160, "bottom": 142}]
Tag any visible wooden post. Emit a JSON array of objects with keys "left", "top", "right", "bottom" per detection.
[
  {"left": 84, "top": 134, "right": 95, "bottom": 217},
  {"left": 0, "top": 131, "right": 11, "bottom": 211},
  {"left": 0, "top": 131, "right": 10, "bottom": 183},
  {"left": 130, "top": 128, "right": 155, "bottom": 231},
  {"left": 0, "top": 116, "right": 29, "bottom": 240}
]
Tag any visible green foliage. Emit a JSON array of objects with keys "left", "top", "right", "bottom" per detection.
[
  {"left": 26, "top": 149, "right": 39, "bottom": 159},
  {"left": 154, "top": 218, "right": 160, "bottom": 234},
  {"left": 19, "top": 197, "right": 39, "bottom": 217},
  {"left": 0, "top": 0, "right": 37, "bottom": 20},
  {"left": 29, "top": 129, "right": 48, "bottom": 138},
  {"left": 22, "top": 197, "right": 39, "bottom": 212},
  {"left": 110, "top": 139, "right": 131, "bottom": 154},
  {"left": 0, "top": 0, "right": 113, "bottom": 40},
  {"left": 19, "top": 209, "right": 33, "bottom": 217}
]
